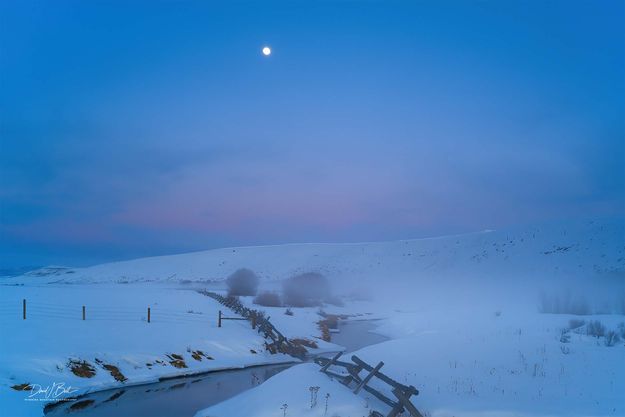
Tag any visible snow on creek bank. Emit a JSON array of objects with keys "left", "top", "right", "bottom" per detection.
[
  {"left": 0, "top": 284, "right": 296, "bottom": 417},
  {"left": 41, "top": 320, "right": 388, "bottom": 417},
  {"left": 43, "top": 364, "right": 294, "bottom": 417}
]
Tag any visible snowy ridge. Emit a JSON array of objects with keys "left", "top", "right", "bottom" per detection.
[{"left": 11, "top": 218, "right": 625, "bottom": 285}]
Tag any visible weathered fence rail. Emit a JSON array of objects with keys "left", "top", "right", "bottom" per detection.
[
  {"left": 197, "top": 290, "right": 306, "bottom": 358},
  {"left": 218, "top": 310, "right": 250, "bottom": 328},
  {"left": 315, "top": 352, "right": 423, "bottom": 417}
]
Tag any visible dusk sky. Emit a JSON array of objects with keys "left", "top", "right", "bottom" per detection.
[{"left": 1, "top": 1, "right": 624, "bottom": 269}]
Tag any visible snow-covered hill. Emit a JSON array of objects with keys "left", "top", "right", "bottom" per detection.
[
  {"left": 2, "top": 218, "right": 623, "bottom": 417},
  {"left": 12, "top": 218, "right": 625, "bottom": 286}
]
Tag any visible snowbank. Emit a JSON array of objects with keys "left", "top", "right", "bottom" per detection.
[{"left": 194, "top": 363, "right": 379, "bottom": 417}]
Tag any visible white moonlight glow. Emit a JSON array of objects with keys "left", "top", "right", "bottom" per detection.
[{"left": 262, "top": 46, "right": 271, "bottom": 56}]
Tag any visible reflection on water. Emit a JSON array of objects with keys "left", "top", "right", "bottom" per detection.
[{"left": 44, "top": 364, "right": 292, "bottom": 417}]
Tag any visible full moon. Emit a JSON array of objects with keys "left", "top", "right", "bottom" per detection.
[{"left": 262, "top": 46, "right": 271, "bottom": 56}]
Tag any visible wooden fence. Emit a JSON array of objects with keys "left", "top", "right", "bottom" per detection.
[
  {"left": 218, "top": 309, "right": 251, "bottom": 328},
  {"left": 315, "top": 352, "right": 423, "bottom": 417},
  {"left": 197, "top": 290, "right": 306, "bottom": 358}
]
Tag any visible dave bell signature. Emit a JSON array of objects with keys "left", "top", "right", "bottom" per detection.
[{"left": 26, "top": 382, "right": 79, "bottom": 402}]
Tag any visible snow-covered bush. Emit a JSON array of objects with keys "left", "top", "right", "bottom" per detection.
[
  {"left": 226, "top": 268, "right": 260, "bottom": 296},
  {"left": 253, "top": 291, "right": 282, "bottom": 307},
  {"left": 282, "top": 272, "right": 331, "bottom": 307},
  {"left": 586, "top": 320, "right": 606, "bottom": 338}
]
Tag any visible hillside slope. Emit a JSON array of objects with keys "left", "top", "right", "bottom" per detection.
[{"left": 11, "top": 218, "right": 623, "bottom": 286}]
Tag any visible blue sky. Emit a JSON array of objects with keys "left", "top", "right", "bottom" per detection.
[{"left": 1, "top": 0, "right": 623, "bottom": 268}]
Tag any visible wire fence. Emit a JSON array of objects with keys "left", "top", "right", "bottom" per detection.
[{"left": 0, "top": 299, "right": 218, "bottom": 324}]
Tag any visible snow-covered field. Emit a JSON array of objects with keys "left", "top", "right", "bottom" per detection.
[
  {"left": 1, "top": 218, "right": 624, "bottom": 417},
  {"left": 197, "top": 301, "right": 625, "bottom": 417},
  {"left": 0, "top": 285, "right": 296, "bottom": 417}
]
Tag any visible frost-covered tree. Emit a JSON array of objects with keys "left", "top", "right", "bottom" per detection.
[
  {"left": 226, "top": 268, "right": 260, "bottom": 296},
  {"left": 283, "top": 272, "right": 331, "bottom": 307}
]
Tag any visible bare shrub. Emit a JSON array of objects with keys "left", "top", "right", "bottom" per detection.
[
  {"left": 586, "top": 320, "right": 606, "bottom": 338},
  {"left": 226, "top": 268, "right": 259, "bottom": 296},
  {"left": 605, "top": 331, "right": 621, "bottom": 347},
  {"left": 253, "top": 291, "right": 282, "bottom": 307},
  {"left": 317, "top": 320, "right": 331, "bottom": 342},
  {"left": 284, "top": 308, "right": 294, "bottom": 316},
  {"left": 283, "top": 272, "right": 331, "bottom": 307}
]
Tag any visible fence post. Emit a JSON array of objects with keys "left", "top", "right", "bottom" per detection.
[
  {"left": 23, "top": 299, "right": 26, "bottom": 320},
  {"left": 147, "top": 307, "right": 151, "bottom": 323},
  {"left": 252, "top": 314, "right": 256, "bottom": 329},
  {"left": 82, "top": 306, "right": 86, "bottom": 321},
  {"left": 218, "top": 310, "right": 222, "bottom": 328}
]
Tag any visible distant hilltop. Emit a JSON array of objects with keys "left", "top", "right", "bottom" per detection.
[
  {"left": 7, "top": 218, "right": 624, "bottom": 286},
  {"left": 0, "top": 266, "right": 43, "bottom": 279}
]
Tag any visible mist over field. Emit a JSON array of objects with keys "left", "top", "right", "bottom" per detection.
[{"left": 1, "top": 1, "right": 624, "bottom": 416}]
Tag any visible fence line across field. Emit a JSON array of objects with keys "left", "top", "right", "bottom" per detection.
[
  {"left": 6, "top": 299, "right": 243, "bottom": 325},
  {"left": 197, "top": 290, "right": 304, "bottom": 358}
]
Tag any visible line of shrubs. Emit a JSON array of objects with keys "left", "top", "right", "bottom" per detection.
[
  {"left": 566, "top": 319, "right": 625, "bottom": 347},
  {"left": 225, "top": 268, "right": 342, "bottom": 307},
  {"left": 539, "top": 291, "right": 625, "bottom": 315}
]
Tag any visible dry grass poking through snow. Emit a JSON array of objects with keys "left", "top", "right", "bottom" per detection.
[
  {"left": 68, "top": 359, "right": 96, "bottom": 378},
  {"left": 95, "top": 359, "right": 128, "bottom": 382},
  {"left": 167, "top": 353, "right": 188, "bottom": 368},
  {"left": 189, "top": 349, "right": 214, "bottom": 361},
  {"left": 291, "top": 338, "right": 319, "bottom": 349}
]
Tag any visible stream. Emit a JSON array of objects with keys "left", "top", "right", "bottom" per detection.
[
  {"left": 330, "top": 319, "right": 389, "bottom": 353},
  {"left": 44, "top": 319, "right": 388, "bottom": 417},
  {"left": 44, "top": 364, "right": 293, "bottom": 417}
]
